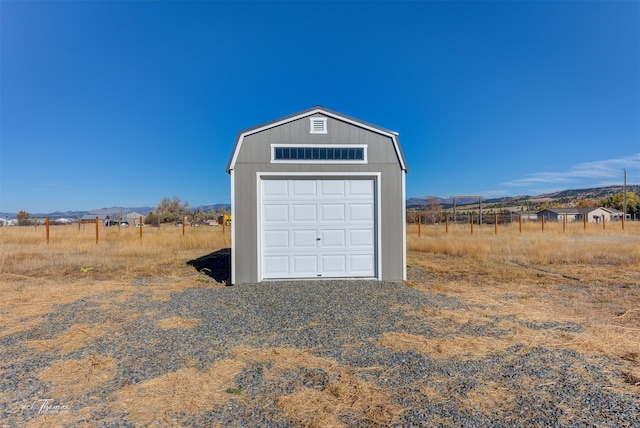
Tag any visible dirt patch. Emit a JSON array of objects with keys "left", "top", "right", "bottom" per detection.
[{"left": 156, "top": 317, "right": 201, "bottom": 330}]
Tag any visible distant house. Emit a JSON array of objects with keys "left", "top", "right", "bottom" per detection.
[
  {"left": 124, "top": 212, "right": 145, "bottom": 224},
  {"left": 511, "top": 210, "right": 538, "bottom": 222},
  {"left": 537, "top": 207, "right": 623, "bottom": 224},
  {"left": 80, "top": 214, "right": 110, "bottom": 224}
]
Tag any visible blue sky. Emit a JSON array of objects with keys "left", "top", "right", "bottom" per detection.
[{"left": 1, "top": 1, "right": 638, "bottom": 213}]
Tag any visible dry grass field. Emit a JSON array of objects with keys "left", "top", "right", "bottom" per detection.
[
  {"left": 406, "top": 222, "right": 640, "bottom": 366},
  {"left": 1, "top": 221, "right": 639, "bottom": 426}
]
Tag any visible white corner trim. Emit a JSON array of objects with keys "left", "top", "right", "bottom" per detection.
[
  {"left": 255, "top": 173, "right": 262, "bottom": 283},
  {"left": 376, "top": 172, "right": 383, "bottom": 282},
  {"left": 230, "top": 169, "right": 236, "bottom": 285},
  {"left": 402, "top": 170, "right": 407, "bottom": 281}
]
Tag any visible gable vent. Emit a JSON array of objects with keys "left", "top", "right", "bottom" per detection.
[{"left": 309, "top": 117, "right": 327, "bottom": 134}]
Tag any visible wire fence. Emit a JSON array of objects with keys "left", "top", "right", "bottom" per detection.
[{"left": 408, "top": 212, "right": 632, "bottom": 236}]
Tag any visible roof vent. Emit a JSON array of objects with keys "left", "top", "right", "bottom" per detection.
[{"left": 309, "top": 117, "right": 327, "bottom": 134}]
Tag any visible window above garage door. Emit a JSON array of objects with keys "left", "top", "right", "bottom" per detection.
[{"left": 271, "top": 144, "right": 367, "bottom": 164}]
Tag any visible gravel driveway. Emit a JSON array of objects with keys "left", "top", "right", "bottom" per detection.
[{"left": 2, "top": 277, "right": 639, "bottom": 426}]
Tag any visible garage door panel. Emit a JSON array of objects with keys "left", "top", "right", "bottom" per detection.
[
  {"left": 263, "top": 230, "right": 289, "bottom": 249},
  {"left": 293, "top": 230, "right": 318, "bottom": 249},
  {"left": 292, "top": 255, "right": 317, "bottom": 275},
  {"left": 292, "top": 204, "right": 317, "bottom": 222},
  {"left": 349, "top": 254, "right": 375, "bottom": 274},
  {"left": 320, "top": 254, "right": 347, "bottom": 274},
  {"left": 263, "top": 256, "right": 290, "bottom": 276},
  {"left": 320, "top": 204, "right": 345, "bottom": 222},
  {"left": 349, "top": 229, "right": 373, "bottom": 248},
  {"left": 321, "top": 229, "right": 346, "bottom": 248},
  {"left": 263, "top": 205, "right": 289, "bottom": 223},
  {"left": 348, "top": 204, "right": 374, "bottom": 222},
  {"left": 349, "top": 180, "right": 374, "bottom": 197},
  {"left": 320, "top": 180, "right": 346, "bottom": 197},
  {"left": 292, "top": 180, "right": 317, "bottom": 197},
  {"left": 263, "top": 180, "right": 289, "bottom": 197}
]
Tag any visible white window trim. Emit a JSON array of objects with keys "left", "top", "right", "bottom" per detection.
[
  {"left": 270, "top": 144, "right": 368, "bottom": 164},
  {"left": 309, "top": 117, "right": 327, "bottom": 134},
  {"left": 256, "top": 172, "right": 382, "bottom": 283}
]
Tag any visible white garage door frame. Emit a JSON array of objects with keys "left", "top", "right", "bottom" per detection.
[{"left": 256, "top": 172, "right": 382, "bottom": 282}]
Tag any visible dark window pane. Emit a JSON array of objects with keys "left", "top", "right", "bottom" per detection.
[{"left": 274, "top": 146, "right": 365, "bottom": 162}]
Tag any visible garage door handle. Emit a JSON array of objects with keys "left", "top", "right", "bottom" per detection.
[{"left": 316, "top": 237, "right": 321, "bottom": 241}]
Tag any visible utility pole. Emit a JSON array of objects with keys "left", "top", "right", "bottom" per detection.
[
  {"left": 451, "top": 196, "right": 484, "bottom": 226},
  {"left": 623, "top": 168, "right": 627, "bottom": 221}
]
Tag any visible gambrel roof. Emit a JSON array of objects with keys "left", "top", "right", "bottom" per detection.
[{"left": 226, "top": 106, "right": 408, "bottom": 173}]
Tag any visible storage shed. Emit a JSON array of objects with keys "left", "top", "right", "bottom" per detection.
[{"left": 226, "top": 106, "right": 408, "bottom": 285}]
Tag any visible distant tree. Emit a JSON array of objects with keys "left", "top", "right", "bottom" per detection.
[
  {"left": 206, "top": 208, "right": 218, "bottom": 220},
  {"left": 577, "top": 199, "right": 600, "bottom": 208},
  {"left": 602, "top": 192, "right": 640, "bottom": 216},
  {"left": 218, "top": 206, "right": 228, "bottom": 217},
  {"left": 16, "top": 210, "right": 30, "bottom": 226},
  {"left": 423, "top": 197, "right": 443, "bottom": 224},
  {"left": 407, "top": 210, "right": 420, "bottom": 224},
  {"left": 156, "top": 196, "right": 190, "bottom": 223},
  {"left": 145, "top": 212, "right": 159, "bottom": 225},
  {"left": 191, "top": 209, "right": 210, "bottom": 223}
]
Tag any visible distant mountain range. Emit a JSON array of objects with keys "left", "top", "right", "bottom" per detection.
[
  {"left": 0, "top": 204, "right": 231, "bottom": 220},
  {"left": 408, "top": 185, "right": 640, "bottom": 209},
  {"left": 2, "top": 185, "right": 638, "bottom": 219}
]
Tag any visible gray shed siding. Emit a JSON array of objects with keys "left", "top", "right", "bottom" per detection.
[{"left": 229, "top": 110, "right": 406, "bottom": 284}]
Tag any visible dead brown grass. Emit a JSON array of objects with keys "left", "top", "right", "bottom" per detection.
[
  {"left": 379, "top": 332, "right": 512, "bottom": 359},
  {"left": 3, "top": 222, "right": 640, "bottom": 424},
  {"left": 28, "top": 324, "right": 111, "bottom": 354},
  {"left": 0, "top": 223, "right": 229, "bottom": 282},
  {"left": 156, "top": 317, "right": 201, "bottom": 330},
  {"left": 0, "top": 224, "right": 228, "bottom": 338},
  {"left": 404, "top": 223, "right": 640, "bottom": 402},
  {"left": 38, "top": 354, "right": 118, "bottom": 398},
  {"left": 113, "top": 358, "right": 245, "bottom": 425},
  {"left": 107, "top": 345, "right": 401, "bottom": 427},
  {"left": 231, "top": 346, "right": 402, "bottom": 427}
]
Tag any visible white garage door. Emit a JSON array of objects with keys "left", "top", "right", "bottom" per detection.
[{"left": 261, "top": 178, "right": 376, "bottom": 279}]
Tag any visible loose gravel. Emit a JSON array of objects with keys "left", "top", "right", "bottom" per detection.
[{"left": 1, "top": 275, "right": 639, "bottom": 427}]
